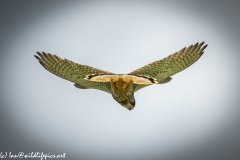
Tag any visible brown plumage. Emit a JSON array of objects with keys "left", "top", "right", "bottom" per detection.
[{"left": 35, "top": 42, "right": 208, "bottom": 110}]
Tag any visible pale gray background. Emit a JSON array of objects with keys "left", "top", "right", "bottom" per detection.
[{"left": 0, "top": 1, "right": 240, "bottom": 160}]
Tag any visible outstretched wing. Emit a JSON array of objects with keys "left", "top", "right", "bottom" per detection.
[
  {"left": 129, "top": 42, "right": 208, "bottom": 91},
  {"left": 34, "top": 52, "right": 115, "bottom": 93}
]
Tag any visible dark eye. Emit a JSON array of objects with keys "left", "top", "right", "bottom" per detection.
[{"left": 130, "top": 98, "right": 135, "bottom": 106}]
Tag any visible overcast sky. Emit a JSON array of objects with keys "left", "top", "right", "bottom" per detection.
[{"left": 0, "top": 1, "right": 240, "bottom": 160}]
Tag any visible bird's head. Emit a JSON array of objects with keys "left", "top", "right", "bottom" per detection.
[{"left": 117, "top": 95, "right": 135, "bottom": 110}]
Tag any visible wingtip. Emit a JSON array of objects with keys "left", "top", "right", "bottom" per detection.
[
  {"left": 42, "top": 52, "right": 48, "bottom": 57},
  {"left": 199, "top": 41, "right": 208, "bottom": 47},
  {"left": 36, "top": 51, "right": 42, "bottom": 55},
  {"left": 196, "top": 42, "right": 208, "bottom": 51},
  {"left": 202, "top": 43, "right": 208, "bottom": 50},
  {"left": 34, "top": 55, "right": 40, "bottom": 60}
]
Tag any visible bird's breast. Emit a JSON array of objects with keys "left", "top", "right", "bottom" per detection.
[
  {"left": 115, "top": 78, "right": 128, "bottom": 89},
  {"left": 110, "top": 77, "right": 134, "bottom": 101}
]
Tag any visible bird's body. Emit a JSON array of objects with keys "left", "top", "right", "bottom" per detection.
[
  {"left": 108, "top": 75, "right": 136, "bottom": 110},
  {"left": 35, "top": 42, "right": 208, "bottom": 110},
  {"left": 85, "top": 74, "right": 158, "bottom": 110}
]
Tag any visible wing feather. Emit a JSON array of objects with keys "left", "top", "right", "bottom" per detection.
[
  {"left": 130, "top": 42, "right": 207, "bottom": 92},
  {"left": 35, "top": 52, "right": 114, "bottom": 93},
  {"left": 129, "top": 42, "right": 207, "bottom": 83}
]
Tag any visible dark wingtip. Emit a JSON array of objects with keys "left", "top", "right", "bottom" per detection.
[
  {"left": 203, "top": 44, "right": 208, "bottom": 49},
  {"left": 36, "top": 51, "right": 42, "bottom": 56},
  {"left": 199, "top": 42, "right": 208, "bottom": 48},
  {"left": 34, "top": 55, "right": 38, "bottom": 59},
  {"left": 200, "top": 43, "right": 208, "bottom": 53},
  {"left": 35, "top": 52, "right": 41, "bottom": 59}
]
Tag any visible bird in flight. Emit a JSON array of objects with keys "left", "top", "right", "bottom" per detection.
[{"left": 35, "top": 42, "right": 207, "bottom": 110}]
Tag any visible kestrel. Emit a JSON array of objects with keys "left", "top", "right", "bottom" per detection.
[{"left": 35, "top": 42, "right": 207, "bottom": 110}]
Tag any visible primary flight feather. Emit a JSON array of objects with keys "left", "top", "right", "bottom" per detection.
[{"left": 35, "top": 42, "right": 208, "bottom": 110}]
